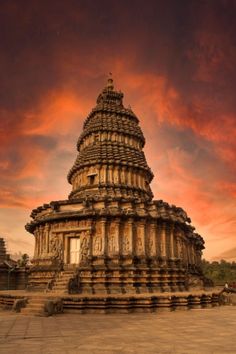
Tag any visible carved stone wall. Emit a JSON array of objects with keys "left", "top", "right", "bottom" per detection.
[{"left": 26, "top": 78, "right": 205, "bottom": 293}]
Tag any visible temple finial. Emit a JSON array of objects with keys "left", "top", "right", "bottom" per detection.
[{"left": 107, "top": 72, "right": 114, "bottom": 90}]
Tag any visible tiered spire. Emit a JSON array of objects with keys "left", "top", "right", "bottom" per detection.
[
  {"left": 106, "top": 72, "right": 114, "bottom": 90},
  {"left": 68, "top": 76, "right": 153, "bottom": 201}
]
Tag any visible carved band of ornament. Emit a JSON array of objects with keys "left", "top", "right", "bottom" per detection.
[{"left": 52, "top": 227, "right": 92, "bottom": 233}]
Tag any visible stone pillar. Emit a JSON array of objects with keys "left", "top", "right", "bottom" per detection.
[
  {"left": 127, "top": 168, "right": 132, "bottom": 185},
  {"left": 122, "top": 218, "right": 133, "bottom": 258},
  {"left": 136, "top": 221, "right": 145, "bottom": 256},
  {"left": 97, "top": 165, "right": 101, "bottom": 184},
  {"left": 191, "top": 244, "right": 196, "bottom": 265},
  {"left": 103, "top": 165, "right": 107, "bottom": 184},
  {"left": 45, "top": 224, "right": 50, "bottom": 254},
  {"left": 80, "top": 230, "right": 91, "bottom": 264},
  {"left": 85, "top": 166, "right": 89, "bottom": 184},
  {"left": 39, "top": 226, "right": 43, "bottom": 257},
  {"left": 100, "top": 218, "right": 106, "bottom": 256},
  {"left": 34, "top": 229, "right": 38, "bottom": 258},
  {"left": 183, "top": 241, "right": 188, "bottom": 266},
  {"left": 169, "top": 223, "right": 178, "bottom": 291},
  {"left": 121, "top": 166, "right": 125, "bottom": 184},
  {"left": 108, "top": 219, "right": 120, "bottom": 258},
  {"left": 176, "top": 236, "right": 181, "bottom": 259},
  {"left": 148, "top": 223, "right": 157, "bottom": 257},
  {"left": 187, "top": 242, "right": 192, "bottom": 265},
  {"left": 156, "top": 222, "right": 161, "bottom": 257},
  {"left": 135, "top": 172, "right": 139, "bottom": 188},
  {"left": 64, "top": 235, "right": 69, "bottom": 264},
  {"left": 113, "top": 166, "right": 119, "bottom": 184},
  {"left": 108, "top": 165, "right": 113, "bottom": 183},
  {"left": 92, "top": 218, "right": 106, "bottom": 267},
  {"left": 197, "top": 249, "right": 202, "bottom": 266},
  {"left": 169, "top": 223, "right": 175, "bottom": 259},
  {"left": 160, "top": 222, "right": 166, "bottom": 258}
]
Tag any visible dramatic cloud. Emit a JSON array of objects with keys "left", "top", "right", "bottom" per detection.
[{"left": 0, "top": 0, "right": 235, "bottom": 259}]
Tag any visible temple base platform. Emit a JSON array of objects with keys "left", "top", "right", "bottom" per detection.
[{"left": 0, "top": 289, "right": 223, "bottom": 316}]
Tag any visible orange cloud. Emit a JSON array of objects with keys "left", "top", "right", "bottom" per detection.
[
  {"left": 22, "top": 90, "right": 92, "bottom": 136},
  {"left": 0, "top": 0, "right": 236, "bottom": 260}
]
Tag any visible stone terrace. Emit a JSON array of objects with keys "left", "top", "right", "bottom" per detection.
[{"left": 0, "top": 306, "right": 236, "bottom": 353}]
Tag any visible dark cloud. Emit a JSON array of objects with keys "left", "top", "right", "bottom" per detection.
[{"left": 0, "top": 0, "right": 235, "bottom": 257}]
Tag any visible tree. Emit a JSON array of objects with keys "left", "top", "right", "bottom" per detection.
[{"left": 201, "top": 259, "right": 236, "bottom": 285}]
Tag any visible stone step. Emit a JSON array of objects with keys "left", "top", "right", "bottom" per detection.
[
  {"left": 52, "top": 290, "right": 67, "bottom": 293},
  {"left": 57, "top": 276, "right": 72, "bottom": 280},
  {"left": 26, "top": 303, "right": 45, "bottom": 309},
  {"left": 53, "top": 283, "right": 69, "bottom": 287},
  {"left": 53, "top": 285, "right": 67, "bottom": 288},
  {"left": 50, "top": 270, "right": 76, "bottom": 293},
  {"left": 59, "top": 271, "right": 75, "bottom": 275},
  {"left": 54, "top": 281, "right": 68, "bottom": 285},
  {"left": 21, "top": 306, "right": 44, "bottom": 312},
  {"left": 21, "top": 310, "right": 45, "bottom": 316}
]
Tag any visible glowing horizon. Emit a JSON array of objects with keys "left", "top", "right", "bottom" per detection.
[{"left": 0, "top": 1, "right": 235, "bottom": 261}]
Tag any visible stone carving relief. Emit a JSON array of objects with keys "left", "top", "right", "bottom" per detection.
[
  {"left": 160, "top": 241, "right": 164, "bottom": 255},
  {"left": 147, "top": 226, "right": 156, "bottom": 256},
  {"left": 93, "top": 225, "right": 103, "bottom": 255},
  {"left": 123, "top": 236, "right": 130, "bottom": 254},
  {"left": 80, "top": 232, "right": 90, "bottom": 261},
  {"left": 100, "top": 167, "right": 105, "bottom": 183},
  {"left": 148, "top": 236, "right": 154, "bottom": 256},
  {"left": 50, "top": 234, "right": 63, "bottom": 260},
  {"left": 113, "top": 169, "right": 119, "bottom": 183},
  {"left": 136, "top": 225, "right": 144, "bottom": 254},
  {"left": 93, "top": 236, "right": 102, "bottom": 254},
  {"left": 51, "top": 220, "right": 91, "bottom": 231},
  {"left": 122, "top": 223, "right": 131, "bottom": 254},
  {"left": 108, "top": 235, "right": 116, "bottom": 254},
  {"left": 159, "top": 224, "right": 168, "bottom": 257},
  {"left": 137, "top": 237, "right": 143, "bottom": 254},
  {"left": 108, "top": 223, "right": 118, "bottom": 254}
]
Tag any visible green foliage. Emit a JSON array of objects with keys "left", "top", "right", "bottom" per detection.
[{"left": 202, "top": 259, "right": 236, "bottom": 285}]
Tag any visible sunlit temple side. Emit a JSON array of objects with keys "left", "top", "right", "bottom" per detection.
[{"left": 26, "top": 76, "right": 205, "bottom": 294}]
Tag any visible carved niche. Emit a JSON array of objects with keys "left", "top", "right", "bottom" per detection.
[
  {"left": 122, "top": 222, "right": 131, "bottom": 255},
  {"left": 165, "top": 226, "right": 171, "bottom": 258},
  {"left": 147, "top": 225, "right": 156, "bottom": 256},
  {"left": 80, "top": 230, "right": 90, "bottom": 262},
  {"left": 136, "top": 224, "right": 145, "bottom": 255},
  {"left": 93, "top": 224, "right": 103, "bottom": 255},
  {"left": 108, "top": 223, "right": 117, "bottom": 255},
  {"left": 50, "top": 233, "right": 63, "bottom": 260}
]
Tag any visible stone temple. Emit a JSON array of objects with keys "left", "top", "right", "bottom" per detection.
[{"left": 26, "top": 76, "right": 205, "bottom": 295}]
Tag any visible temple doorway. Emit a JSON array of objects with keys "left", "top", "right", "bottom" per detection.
[{"left": 69, "top": 237, "right": 80, "bottom": 264}]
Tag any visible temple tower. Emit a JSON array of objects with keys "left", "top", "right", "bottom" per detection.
[
  {"left": 26, "top": 76, "right": 205, "bottom": 294},
  {"left": 68, "top": 76, "right": 153, "bottom": 201}
]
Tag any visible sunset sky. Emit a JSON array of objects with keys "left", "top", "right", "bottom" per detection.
[{"left": 0, "top": 0, "right": 236, "bottom": 260}]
